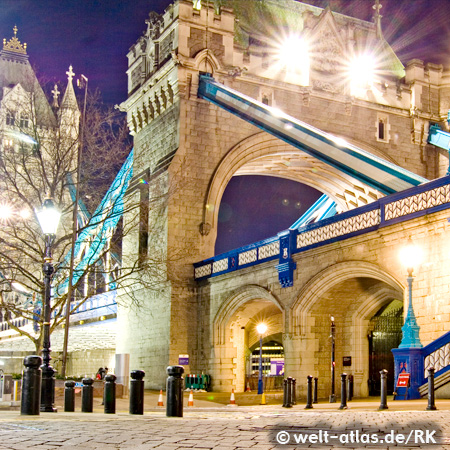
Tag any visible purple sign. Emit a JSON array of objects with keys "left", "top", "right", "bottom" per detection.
[
  {"left": 270, "top": 359, "right": 284, "bottom": 376},
  {"left": 178, "top": 354, "right": 189, "bottom": 365}
]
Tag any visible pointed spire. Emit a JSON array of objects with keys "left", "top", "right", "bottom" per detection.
[
  {"left": 66, "top": 65, "right": 75, "bottom": 83},
  {"left": 51, "top": 84, "right": 60, "bottom": 108},
  {"left": 60, "top": 65, "right": 79, "bottom": 111},
  {"left": 373, "top": 0, "right": 383, "bottom": 38}
]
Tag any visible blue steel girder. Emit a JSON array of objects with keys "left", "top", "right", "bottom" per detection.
[
  {"left": 55, "top": 149, "right": 134, "bottom": 297},
  {"left": 198, "top": 74, "right": 427, "bottom": 195},
  {"left": 428, "top": 124, "right": 450, "bottom": 175}
]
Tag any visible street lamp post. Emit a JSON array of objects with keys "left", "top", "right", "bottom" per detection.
[
  {"left": 330, "top": 316, "right": 336, "bottom": 403},
  {"left": 398, "top": 239, "right": 422, "bottom": 349},
  {"left": 36, "top": 198, "right": 61, "bottom": 412},
  {"left": 256, "top": 323, "right": 267, "bottom": 395}
]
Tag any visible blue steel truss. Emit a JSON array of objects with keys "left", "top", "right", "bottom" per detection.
[
  {"left": 198, "top": 74, "right": 427, "bottom": 195},
  {"left": 428, "top": 124, "right": 450, "bottom": 175},
  {"left": 55, "top": 149, "right": 134, "bottom": 297}
]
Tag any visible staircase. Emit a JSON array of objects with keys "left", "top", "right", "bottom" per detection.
[{"left": 418, "top": 330, "right": 450, "bottom": 396}]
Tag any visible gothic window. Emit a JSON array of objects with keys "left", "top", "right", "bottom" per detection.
[
  {"left": 20, "top": 113, "right": 29, "bottom": 129},
  {"left": 378, "top": 119, "right": 385, "bottom": 140},
  {"left": 6, "top": 112, "right": 15, "bottom": 126},
  {"left": 376, "top": 113, "right": 390, "bottom": 143}
]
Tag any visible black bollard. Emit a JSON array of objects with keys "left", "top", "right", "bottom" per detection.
[
  {"left": 81, "top": 377, "right": 94, "bottom": 413},
  {"left": 20, "top": 355, "right": 42, "bottom": 415},
  {"left": 286, "top": 377, "right": 293, "bottom": 408},
  {"left": 347, "top": 374, "right": 353, "bottom": 401},
  {"left": 339, "top": 373, "right": 348, "bottom": 410},
  {"left": 64, "top": 380, "right": 76, "bottom": 412},
  {"left": 313, "top": 377, "right": 318, "bottom": 403},
  {"left": 166, "top": 365, "right": 184, "bottom": 417},
  {"left": 282, "top": 378, "right": 288, "bottom": 407},
  {"left": 305, "top": 375, "right": 313, "bottom": 409},
  {"left": 378, "top": 369, "right": 388, "bottom": 410},
  {"left": 129, "top": 370, "right": 145, "bottom": 415},
  {"left": 292, "top": 378, "right": 296, "bottom": 405},
  {"left": 426, "top": 367, "right": 437, "bottom": 411},
  {"left": 104, "top": 374, "right": 117, "bottom": 414}
]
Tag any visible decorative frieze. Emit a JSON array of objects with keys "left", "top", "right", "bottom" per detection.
[
  {"left": 238, "top": 249, "right": 257, "bottom": 266},
  {"left": 258, "top": 241, "right": 279, "bottom": 260},
  {"left": 194, "top": 263, "right": 211, "bottom": 279},
  {"left": 297, "top": 209, "right": 381, "bottom": 249},
  {"left": 213, "top": 258, "right": 228, "bottom": 273},
  {"left": 424, "top": 343, "right": 450, "bottom": 377},
  {"left": 384, "top": 184, "right": 450, "bottom": 221}
]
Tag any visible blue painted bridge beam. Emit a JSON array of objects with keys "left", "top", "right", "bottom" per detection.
[{"left": 198, "top": 74, "right": 427, "bottom": 195}]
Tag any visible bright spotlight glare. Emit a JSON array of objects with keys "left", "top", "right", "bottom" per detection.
[
  {"left": 279, "top": 36, "right": 309, "bottom": 67},
  {"left": 256, "top": 322, "right": 267, "bottom": 335},
  {"left": 0, "top": 203, "right": 13, "bottom": 221},
  {"left": 19, "top": 208, "right": 31, "bottom": 219},
  {"left": 350, "top": 54, "right": 376, "bottom": 88}
]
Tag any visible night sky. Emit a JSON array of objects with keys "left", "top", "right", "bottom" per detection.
[
  {"left": 2, "top": 0, "right": 450, "bottom": 105},
  {"left": 2, "top": 0, "right": 450, "bottom": 253}
]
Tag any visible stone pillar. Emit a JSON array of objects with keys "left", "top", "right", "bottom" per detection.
[{"left": 234, "top": 325, "right": 247, "bottom": 392}]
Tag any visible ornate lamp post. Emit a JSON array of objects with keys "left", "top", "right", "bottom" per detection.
[
  {"left": 398, "top": 239, "right": 423, "bottom": 349},
  {"left": 256, "top": 323, "right": 267, "bottom": 395},
  {"left": 329, "top": 316, "right": 336, "bottom": 402},
  {"left": 36, "top": 197, "right": 61, "bottom": 412}
]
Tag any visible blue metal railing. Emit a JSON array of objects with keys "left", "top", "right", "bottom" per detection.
[{"left": 195, "top": 175, "right": 450, "bottom": 283}]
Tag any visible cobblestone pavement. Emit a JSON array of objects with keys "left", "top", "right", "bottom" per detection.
[{"left": 0, "top": 405, "right": 450, "bottom": 450}]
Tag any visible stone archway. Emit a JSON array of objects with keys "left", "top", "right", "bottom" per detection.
[
  {"left": 292, "top": 261, "right": 404, "bottom": 398},
  {"left": 201, "top": 132, "right": 388, "bottom": 252},
  {"left": 212, "top": 285, "right": 284, "bottom": 391}
]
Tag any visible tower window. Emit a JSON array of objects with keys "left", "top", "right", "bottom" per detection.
[
  {"left": 20, "top": 114, "right": 29, "bottom": 129},
  {"left": 378, "top": 119, "right": 385, "bottom": 140},
  {"left": 6, "top": 112, "right": 15, "bottom": 126},
  {"left": 376, "top": 113, "right": 390, "bottom": 143}
]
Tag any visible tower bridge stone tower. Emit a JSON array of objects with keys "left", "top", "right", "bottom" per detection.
[{"left": 119, "top": 0, "right": 450, "bottom": 392}]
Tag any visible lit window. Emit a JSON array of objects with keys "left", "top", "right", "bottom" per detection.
[
  {"left": 3, "top": 138, "right": 14, "bottom": 150},
  {"left": 193, "top": 0, "right": 201, "bottom": 10}
]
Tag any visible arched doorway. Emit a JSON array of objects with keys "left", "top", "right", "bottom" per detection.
[
  {"left": 213, "top": 286, "right": 284, "bottom": 391},
  {"left": 368, "top": 300, "right": 403, "bottom": 395},
  {"left": 248, "top": 337, "right": 285, "bottom": 391},
  {"left": 292, "top": 261, "right": 404, "bottom": 398}
]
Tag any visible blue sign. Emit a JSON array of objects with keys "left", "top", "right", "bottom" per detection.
[{"left": 178, "top": 354, "right": 189, "bottom": 365}]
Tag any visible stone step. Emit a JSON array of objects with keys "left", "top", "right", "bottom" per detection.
[{"left": 419, "top": 369, "right": 450, "bottom": 396}]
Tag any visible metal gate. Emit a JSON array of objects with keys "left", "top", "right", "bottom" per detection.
[{"left": 368, "top": 307, "right": 403, "bottom": 396}]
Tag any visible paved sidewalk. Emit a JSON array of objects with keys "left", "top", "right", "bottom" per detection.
[{"left": 2, "top": 394, "right": 450, "bottom": 449}]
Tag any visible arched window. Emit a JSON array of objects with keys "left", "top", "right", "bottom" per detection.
[
  {"left": 20, "top": 113, "right": 29, "bottom": 129},
  {"left": 376, "top": 113, "right": 390, "bottom": 143},
  {"left": 6, "top": 112, "right": 15, "bottom": 126}
]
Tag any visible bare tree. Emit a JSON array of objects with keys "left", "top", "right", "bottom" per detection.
[{"left": 0, "top": 77, "right": 173, "bottom": 355}]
